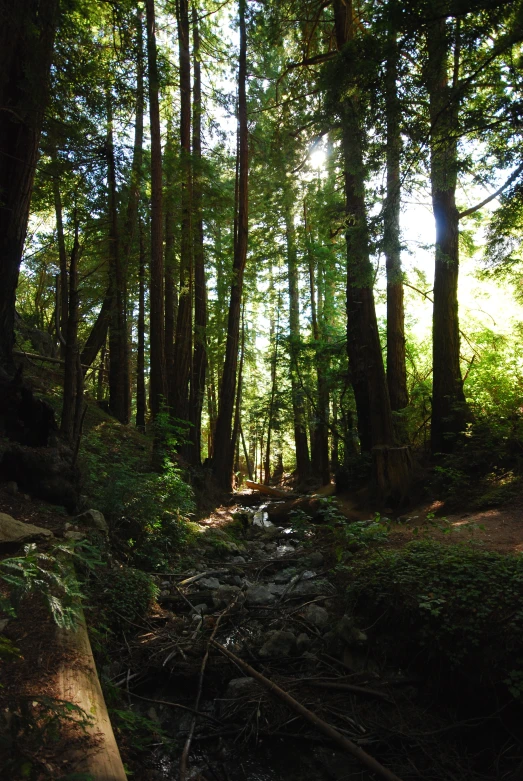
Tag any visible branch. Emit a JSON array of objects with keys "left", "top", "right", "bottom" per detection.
[
  {"left": 211, "top": 641, "right": 405, "bottom": 781},
  {"left": 458, "top": 161, "right": 523, "bottom": 219}
]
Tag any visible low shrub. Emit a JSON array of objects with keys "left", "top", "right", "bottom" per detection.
[{"left": 347, "top": 541, "right": 523, "bottom": 697}]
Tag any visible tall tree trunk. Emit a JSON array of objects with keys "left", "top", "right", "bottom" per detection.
[
  {"left": 212, "top": 0, "right": 249, "bottom": 491},
  {"left": 120, "top": 9, "right": 145, "bottom": 423},
  {"left": 60, "top": 221, "right": 81, "bottom": 444},
  {"left": 304, "top": 200, "right": 330, "bottom": 485},
  {"left": 0, "top": 0, "right": 59, "bottom": 368},
  {"left": 428, "top": 8, "right": 469, "bottom": 454},
  {"left": 333, "top": 0, "right": 395, "bottom": 452},
  {"left": 189, "top": 5, "right": 208, "bottom": 466},
  {"left": 232, "top": 303, "right": 246, "bottom": 478},
  {"left": 145, "top": 0, "right": 167, "bottom": 416},
  {"left": 384, "top": 32, "right": 408, "bottom": 412},
  {"left": 136, "top": 223, "right": 146, "bottom": 430},
  {"left": 53, "top": 175, "right": 69, "bottom": 358},
  {"left": 164, "top": 126, "right": 177, "bottom": 388},
  {"left": 106, "top": 95, "right": 128, "bottom": 423},
  {"left": 171, "top": 0, "right": 193, "bottom": 425},
  {"left": 80, "top": 291, "right": 112, "bottom": 369},
  {"left": 285, "top": 197, "right": 310, "bottom": 484}
]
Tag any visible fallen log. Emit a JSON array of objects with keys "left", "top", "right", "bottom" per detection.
[
  {"left": 244, "top": 480, "right": 299, "bottom": 499},
  {"left": 211, "top": 641, "right": 405, "bottom": 781}
]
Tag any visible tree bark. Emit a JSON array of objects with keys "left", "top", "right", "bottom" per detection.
[
  {"left": 164, "top": 126, "right": 178, "bottom": 390},
  {"left": 53, "top": 175, "right": 69, "bottom": 358},
  {"left": 145, "top": 0, "right": 167, "bottom": 416},
  {"left": 428, "top": 7, "right": 469, "bottom": 454},
  {"left": 106, "top": 94, "right": 128, "bottom": 424},
  {"left": 384, "top": 33, "right": 408, "bottom": 412},
  {"left": 60, "top": 222, "right": 81, "bottom": 445},
  {"left": 333, "top": 0, "right": 395, "bottom": 453},
  {"left": 285, "top": 196, "right": 310, "bottom": 484},
  {"left": 189, "top": 5, "right": 208, "bottom": 466},
  {"left": 212, "top": 0, "right": 249, "bottom": 491},
  {"left": 0, "top": 0, "right": 59, "bottom": 368},
  {"left": 171, "top": 0, "right": 193, "bottom": 426},
  {"left": 136, "top": 223, "right": 146, "bottom": 430}
]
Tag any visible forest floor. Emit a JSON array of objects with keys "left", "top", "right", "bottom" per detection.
[{"left": 2, "top": 481, "right": 523, "bottom": 780}]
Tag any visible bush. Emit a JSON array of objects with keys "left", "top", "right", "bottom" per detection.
[{"left": 347, "top": 541, "right": 523, "bottom": 697}]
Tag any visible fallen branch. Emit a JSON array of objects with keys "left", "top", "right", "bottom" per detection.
[
  {"left": 211, "top": 641, "right": 405, "bottom": 781},
  {"left": 309, "top": 681, "right": 393, "bottom": 703},
  {"left": 128, "top": 692, "right": 220, "bottom": 723},
  {"left": 180, "top": 598, "right": 238, "bottom": 781},
  {"left": 245, "top": 480, "right": 299, "bottom": 498},
  {"left": 178, "top": 569, "right": 229, "bottom": 587}
]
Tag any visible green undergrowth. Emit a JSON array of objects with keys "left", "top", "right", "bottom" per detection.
[{"left": 346, "top": 540, "right": 523, "bottom": 699}]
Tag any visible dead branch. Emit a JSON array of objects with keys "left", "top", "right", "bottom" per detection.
[
  {"left": 211, "top": 641, "right": 405, "bottom": 781},
  {"left": 308, "top": 681, "right": 393, "bottom": 703}
]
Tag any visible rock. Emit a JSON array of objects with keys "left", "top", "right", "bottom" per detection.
[
  {"left": 337, "top": 615, "right": 367, "bottom": 646},
  {"left": 261, "top": 526, "right": 284, "bottom": 541},
  {"left": 302, "top": 604, "right": 329, "bottom": 629},
  {"left": 199, "top": 577, "right": 221, "bottom": 589},
  {"left": 245, "top": 584, "right": 276, "bottom": 605},
  {"left": 304, "top": 551, "right": 324, "bottom": 568},
  {"left": 230, "top": 556, "right": 246, "bottom": 565},
  {"left": 64, "top": 531, "right": 85, "bottom": 541},
  {"left": 290, "top": 579, "right": 333, "bottom": 597},
  {"left": 4, "top": 481, "right": 18, "bottom": 496},
  {"left": 225, "top": 677, "right": 261, "bottom": 699},
  {"left": 213, "top": 584, "right": 243, "bottom": 608},
  {"left": 323, "top": 630, "right": 344, "bottom": 658},
  {"left": 296, "top": 632, "right": 312, "bottom": 654},
  {"left": 0, "top": 512, "right": 53, "bottom": 543},
  {"left": 74, "top": 509, "right": 108, "bottom": 533},
  {"left": 267, "top": 583, "right": 285, "bottom": 595},
  {"left": 259, "top": 630, "right": 296, "bottom": 658},
  {"left": 273, "top": 568, "right": 297, "bottom": 584},
  {"left": 1, "top": 442, "right": 80, "bottom": 513},
  {"left": 275, "top": 544, "right": 295, "bottom": 557},
  {"left": 0, "top": 619, "right": 10, "bottom": 632}
]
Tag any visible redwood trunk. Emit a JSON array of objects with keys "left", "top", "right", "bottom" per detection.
[
  {"left": 0, "top": 0, "right": 59, "bottom": 368},
  {"left": 428, "top": 6, "right": 469, "bottom": 454},
  {"left": 212, "top": 0, "right": 249, "bottom": 491},
  {"left": 385, "top": 34, "right": 408, "bottom": 412},
  {"left": 189, "top": 6, "right": 208, "bottom": 465},
  {"left": 171, "top": 0, "right": 193, "bottom": 424},
  {"left": 285, "top": 198, "right": 310, "bottom": 483},
  {"left": 145, "top": 0, "right": 167, "bottom": 416},
  {"left": 136, "top": 224, "right": 146, "bottom": 430}
]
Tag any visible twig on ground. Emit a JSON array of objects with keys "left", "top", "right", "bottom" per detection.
[
  {"left": 309, "top": 680, "right": 393, "bottom": 703},
  {"left": 211, "top": 641, "right": 405, "bottom": 781}
]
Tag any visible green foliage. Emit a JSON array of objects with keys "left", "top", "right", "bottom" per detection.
[
  {"left": 0, "top": 540, "right": 100, "bottom": 630},
  {"left": 81, "top": 423, "right": 195, "bottom": 570},
  {"left": 348, "top": 541, "right": 523, "bottom": 695},
  {"left": 0, "top": 695, "right": 93, "bottom": 781},
  {"left": 92, "top": 565, "right": 158, "bottom": 629},
  {"left": 110, "top": 707, "right": 176, "bottom": 755}
]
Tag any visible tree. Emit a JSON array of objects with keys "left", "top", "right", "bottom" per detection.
[{"left": 0, "top": 0, "right": 60, "bottom": 368}]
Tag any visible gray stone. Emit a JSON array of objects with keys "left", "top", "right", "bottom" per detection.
[
  {"left": 213, "top": 584, "right": 243, "bottom": 608},
  {"left": 245, "top": 584, "right": 276, "bottom": 605},
  {"left": 0, "top": 512, "right": 53, "bottom": 543},
  {"left": 337, "top": 615, "right": 367, "bottom": 646},
  {"left": 74, "top": 509, "right": 108, "bottom": 533},
  {"left": 304, "top": 551, "right": 324, "bottom": 568},
  {"left": 291, "top": 579, "right": 334, "bottom": 597},
  {"left": 199, "top": 577, "right": 221, "bottom": 589},
  {"left": 5, "top": 481, "right": 18, "bottom": 496},
  {"left": 259, "top": 630, "right": 296, "bottom": 658},
  {"left": 302, "top": 604, "right": 329, "bottom": 629},
  {"left": 267, "top": 583, "right": 285, "bottom": 595},
  {"left": 273, "top": 568, "right": 297, "bottom": 584},
  {"left": 230, "top": 556, "right": 246, "bottom": 565},
  {"left": 225, "top": 677, "right": 261, "bottom": 699},
  {"left": 64, "top": 531, "right": 85, "bottom": 541},
  {"left": 296, "top": 632, "right": 312, "bottom": 654},
  {"left": 0, "top": 618, "right": 10, "bottom": 632}
]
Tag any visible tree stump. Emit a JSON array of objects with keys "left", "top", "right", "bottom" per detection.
[{"left": 371, "top": 445, "right": 412, "bottom": 507}]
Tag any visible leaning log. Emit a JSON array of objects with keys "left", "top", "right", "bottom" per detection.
[
  {"left": 244, "top": 480, "right": 298, "bottom": 499},
  {"left": 56, "top": 609, "right": 127, "bottom": 780}
]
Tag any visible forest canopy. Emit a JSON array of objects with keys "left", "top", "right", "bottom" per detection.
[{"left": 2, "top": 0, "right": 523, "bottom": 499}]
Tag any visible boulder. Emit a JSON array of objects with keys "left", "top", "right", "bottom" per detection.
[
  {"left": 199, "top": 577, "right": 221, "bottom": 589},
  {"left": 296, "top": 632, "right": 312, "bottom": 654},
  {"left": 304, "top": 551, "right": 324, "bottom": 568},
  {"left": 0, "top": 512, "right": 53, "bottom": 543},
  {"left": 212, "top": 584, "right": 243, "bottom": 608},
  {"left": 74, "top": 509, "right": 108, "bottom": 533},
  {"left": 224, "top": 677, "right": 261, "bottom": 699},
  {"left": 259, "top": 630, "right": 296, "bottom": 658},
  {"left": 245, "top": 584, "right": 275, "bottom": 606},
  {"left": 302, "top": 604, "right": 329, "bottom": 629}
]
